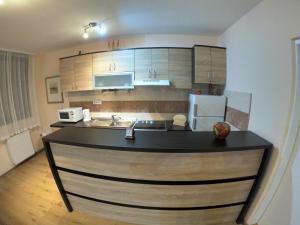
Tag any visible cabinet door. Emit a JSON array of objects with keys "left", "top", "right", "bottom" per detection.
[
  {"left": 74, "top": 54, "right": 93, "bottom": 91},
  {"left": 92, "top": 52, "right": 113, "bottom": 74},
  {"left": 194, "top": 46, "right": 211, "bottom": 84},
  {"left": 211, "top": 48, "right": 226, "bottom": 84},
  {"left": 169, "top": 49, "right": 192, "bottom": 89},
  {"left": 60, "top": 57, "right": 75, "bottom": 92},
  {"left": 134, "top": 49, "right": 152, "bottom": 80},
  {"left": 151, "top": 49, "right": 169, "bottom": 80},
  {"left": 112, "top": 50, "right": 134, "bottom": 72}
]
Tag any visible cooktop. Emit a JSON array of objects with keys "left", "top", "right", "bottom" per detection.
[{"left": 134, "top": 120, "right": 167, "bottom": 131}]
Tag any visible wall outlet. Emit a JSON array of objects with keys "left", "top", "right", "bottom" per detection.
[{"left": 93, "top": 99, "right": 102, "bottom": 105}]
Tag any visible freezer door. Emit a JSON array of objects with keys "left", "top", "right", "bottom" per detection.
[
  {"left": 190, "top": 95, "right": 226, "bottom": 117},
  {"left": 190, "top": 117, "right": 224, "bottom": 131}
]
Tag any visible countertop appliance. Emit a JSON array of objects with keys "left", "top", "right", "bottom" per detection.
[
  {"left": 58, "top": 107, "right": 83, "bottom": 122},
  {"left": 134, "top": 120, "right": 167, "bottom": 131},
  {"left": 188, "top": 95, "right": 227, "bottom": 131},
  {"left": 93, "top": 72, "right": 134, "bottom": 90}
]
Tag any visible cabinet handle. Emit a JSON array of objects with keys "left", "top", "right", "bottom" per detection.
[
  {"left": 114, "top": 63, "right": 116, "bottom": 71},
  {"left": 149, "top": 68, "right": 152, "bottom": 78},
  {"left": 194, "top": 104, "right": 198, "bottom": 117},
  {"left": 193, "top": 118, "right": 197, "bottom": 130},
  {"left": 154, "top": 69, "right": 157, "bottom": 78},
  {"left": 109, "top": 64, "right": 111, "bottom": 71},
  {"left": 212, "top": 72, "right": 214, "bottom": 82},
  {"left": 208, "top": 72, "right": 211, "bottom": 83}
]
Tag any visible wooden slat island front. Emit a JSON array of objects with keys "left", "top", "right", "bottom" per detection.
[{"left": 43, "top": 127, "right": 272, "bottom": 225}]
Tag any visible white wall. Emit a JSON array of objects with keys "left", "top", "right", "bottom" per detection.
[{"left": 219, "top": 0, "right": 300, "bottom": 224}]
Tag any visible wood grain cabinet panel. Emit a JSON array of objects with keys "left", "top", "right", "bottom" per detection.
[
  {"left": 134, "top": 48, "right": 169, "bottom": 81},
  {"left": 51, "top": 143, "right": 263, "bottom": 181},
  {"left": 134, "top": 49, "right": 152, "bottom": 80},
  {"left": 59, "top": 171, "right": 253, "bottom": 207},
  {"left": 169, "top": 49, "right": 192, "bottom": 89},
  {"left": 74, "top": 54, "right": 93, "bottom": 91},
  {"left": 92, "top": 52, "right": 113, "bottom": 74},
  {"left": 93, "top": 50, "right": 134, "bottom": 75},
  {"left": 60, "top": 55, "right": 93, "bottom": 92},
  {"left": 151, "top": 49, "right": 169, "bottom": 80},
  {"left": 68, "top": 194, "right": 243, "bottom": 225},
  {"left": 112, "top": 50, "right": 134, "bottom": 72},
  {"left": 211, "top": 48, "right": 227, "bottom": 84},
  {"left": 194, "top": 46, "right": 212, "bottom": 84},
  {"left": 60, "top": 57, "right": 75, "bottom": 92},
  {"left": 194, "top": 46, "right": 226, "bottom": 85}
]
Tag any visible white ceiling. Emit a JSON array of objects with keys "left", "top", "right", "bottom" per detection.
[{"left": 0, "top": 0, "right": 261, "bottom": 53}]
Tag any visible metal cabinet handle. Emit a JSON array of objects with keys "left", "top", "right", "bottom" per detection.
[
  {"left": 109, "top": 64, "right": 111, "bottom": 71},
  {"left": 114, "top": 63, "right": 116, "bottom": 71},
  {"left": 194, "top": 104, "right": 198, "bottom": 117},
  {"left": 193, "top": 118, "right": 197, "bottom": 130},
  {"left": 154, "top": 69, "right": 157, "bottom": 78},
  {"left": 149, "top": 68, "right": 152, "bottom": 78}
]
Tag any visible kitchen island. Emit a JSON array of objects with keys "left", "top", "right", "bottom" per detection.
[{"left": 43, "top": 127, "right": 272, "bottom": 225}]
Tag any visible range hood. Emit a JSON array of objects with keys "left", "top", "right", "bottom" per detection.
[{"left": 133, "top": 79, "right": 170, "bottom": 86}]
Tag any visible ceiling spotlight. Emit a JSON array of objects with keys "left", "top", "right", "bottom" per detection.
[
  {"left": 82, "top": 22, "right": 107, "bottom": 39},
  {"left": 98, "top": 24, "right": 107, "bottom": 36},
  {"left": 83, "top": 30, "right": 89, "bottom": 39},
  {"left": 0, "top": 0, "right": 5, "bottom": 5},
  {"left": 82, "top": 22, "right": 97, "bottom": 39}
]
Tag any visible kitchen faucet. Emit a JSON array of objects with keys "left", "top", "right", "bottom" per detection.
[{"left": 111, "top": 114, "right": 121, "bottom": 125}]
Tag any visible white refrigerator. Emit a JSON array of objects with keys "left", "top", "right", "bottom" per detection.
[{"left": 188, "top": 94, "right": 227, "bottom": 131}]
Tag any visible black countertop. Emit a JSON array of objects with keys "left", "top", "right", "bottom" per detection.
[
  {"left": 50, "top": 120, "right": 191, "bottom": 131},
  {"left": 43, "top": 126, "right": 272, "bottom": 153}
]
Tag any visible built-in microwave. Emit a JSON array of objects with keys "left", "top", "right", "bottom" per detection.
[
  {"left": 93, "top": 72, "right": 134, "bottom": 90},
  {"left": 58, "top": 107, "right": 83, "bottom": 122}
]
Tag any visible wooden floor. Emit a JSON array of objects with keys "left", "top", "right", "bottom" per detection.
[{"left": 0, "top": 151, "right": 239, "bottom": 225}]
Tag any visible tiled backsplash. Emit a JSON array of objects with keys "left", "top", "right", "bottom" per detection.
[
  {"left": 70, "top": 101, "right": 188, "bottom": 113},
  {"left": 224, "top": 90, "right": 252, "bottom": 130}
]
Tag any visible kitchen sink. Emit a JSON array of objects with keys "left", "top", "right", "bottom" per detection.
[{"left": 77, "top": 118, "right": 135, "bottom": 129}]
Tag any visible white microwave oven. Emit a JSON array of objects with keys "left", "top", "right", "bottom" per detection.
[{"left": 58, "top": 107, "right": 83, "bottom": 122}]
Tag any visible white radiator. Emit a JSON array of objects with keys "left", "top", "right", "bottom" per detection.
[{"left": 6, "top": 131, "right": 35, "bottom": 165}]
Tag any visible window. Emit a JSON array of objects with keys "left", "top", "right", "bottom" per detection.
[{"left": 0, "top": 50, "right": 39, "bottom": 140}]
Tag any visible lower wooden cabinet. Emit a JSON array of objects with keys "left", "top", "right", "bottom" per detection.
[
  {"left": 51, "top": 143, "right": 263, "bottom": 181},
  {"left": 59, "top": 171, "right": 253, "bottom": 208},
  {"left": 68, "top": 194, "right": 243, "bottom": 225}
]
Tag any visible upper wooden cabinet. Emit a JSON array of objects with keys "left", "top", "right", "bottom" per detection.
[
  {"left": 211, "top": 48, "right": 227, "bottom": 84},
  {"left": 93, "top": 50, "right": 134, "bottom": 74},
  {"left": 60, "top": 55, "right": 93, "bottom": 92},
  {"left": 60, "top": 57, "right": 75, "bottom": 92},
  {"left": 74, "top": 55, "right": 93, "bottom": 91},
  {"left": 134, "top": 48, "right": 169, "bottom": 80},
  {"left": 194, "top": 46, "right": 226, "bottom": 85},
  {"left": 168, "top": 49, "right": 192, "bottom": 89}
]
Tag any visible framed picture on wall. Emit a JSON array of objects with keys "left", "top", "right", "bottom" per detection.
[{"left": 45, "top": 76, "right": 64, "bottom": 104}]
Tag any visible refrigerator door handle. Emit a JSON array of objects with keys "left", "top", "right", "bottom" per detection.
[
  {"left": 193, "top": 118, "right": 197, "bottom": 130},
  {"left": 193, "top": 104, "right": 198, "bottom": 117}
]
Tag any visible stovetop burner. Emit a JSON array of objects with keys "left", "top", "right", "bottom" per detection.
[{"left": 134, "top": 120, "right": 167, "bottom": 131}]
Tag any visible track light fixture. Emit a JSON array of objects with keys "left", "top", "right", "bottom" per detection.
[{"left": 82, "top": 22, "right": 106, "bottom": 39}]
